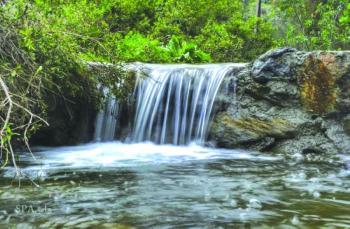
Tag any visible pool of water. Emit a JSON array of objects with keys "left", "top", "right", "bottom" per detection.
[{"left": 0, "top": 142, "right": 350, "bottom": 228}]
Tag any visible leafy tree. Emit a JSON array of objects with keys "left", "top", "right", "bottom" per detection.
[{"left": 271, "top": 0, "right": 350, "bottom": 50}]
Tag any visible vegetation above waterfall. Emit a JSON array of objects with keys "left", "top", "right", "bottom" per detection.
[
  {"left": 1, "top": 1, "right": 349, "bottom": 64},
  {"left": 0, "top": 0, "right": 350, "bottom": 168}
]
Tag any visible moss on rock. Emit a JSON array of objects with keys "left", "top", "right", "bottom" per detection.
[
  {"left": 211, "top": 113, "right": 296, "bottom": 150},
  {"left": 299, "top": 55, "right": 336, "bottom": 114},
  {"left": 221, "top": 115, "right": 295, "bottom": 138}
]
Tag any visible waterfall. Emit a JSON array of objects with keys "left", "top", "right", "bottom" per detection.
[
  {"left": 93, "top": 88, "right": 119, "bottom": 142},
  {"left": 93, "top": 63, "right": 242, "bottom": 145},
  {"left": 131, "top": 63, "right": 237, "bottom": 145}
]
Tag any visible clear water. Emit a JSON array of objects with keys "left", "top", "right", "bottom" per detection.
[{"left": 0, "top": 143, "right": 349, "bottom": 228}]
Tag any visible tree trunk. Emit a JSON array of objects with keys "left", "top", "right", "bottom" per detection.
[
  {"left": 256, "top": 0, "right": 262, "bottom": 18},
  {"left": 255, "top": 0, "right": 262, "bottom": 33}
]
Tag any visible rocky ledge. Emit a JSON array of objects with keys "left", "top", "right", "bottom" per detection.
[{"left": 211, "top": 48, "right": 350, "bottom": 155}]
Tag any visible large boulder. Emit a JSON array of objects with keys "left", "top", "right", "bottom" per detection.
[{"left": 210, "top": 48, "right": 350, "bottom": 155}]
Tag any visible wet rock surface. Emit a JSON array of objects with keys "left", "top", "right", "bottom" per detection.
[{"left": 211, "top": 48, "right": 350, "bottom": 155}]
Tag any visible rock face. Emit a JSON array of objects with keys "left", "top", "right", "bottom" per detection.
[
  {"left": 210, "top": 48, "right": 350, "bottom": 155},
  {"left": 30, "top": 82, "right": 98, "bottom": 146}
]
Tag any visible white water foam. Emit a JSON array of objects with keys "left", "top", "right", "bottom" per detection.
[{"left": 6, "top": 143, "right": 281, "bottom": 177}]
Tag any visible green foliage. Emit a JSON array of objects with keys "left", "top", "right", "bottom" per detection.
[
  {"left": 164, "top": 36, "right": 211, "bottom": 63},
  {"left": 340, "top": 3, "right": 350, "bottom": 24},
  {"left": 272, "top": 0, "right": 350, "bottom": 50},
  {"left": 116, "top": 33, "right": 211, "bottom": 63},
  {"left": 115, "top": 32, "right": 167, "bottom": 63},
  {"left": 103, "top": 0, "right": 160, "bottom": 34},
  {"left": 195, "top": 16, "right": 274, "bottom": 62},
  {"left": 2, "top": 0, "right": 349, "bottom": 65},
  {"left": 92, "top": 0, "right": 275, "bottom": 62},
  {"left": 151, "top": 0, "right": 243, "bottom": 37}
]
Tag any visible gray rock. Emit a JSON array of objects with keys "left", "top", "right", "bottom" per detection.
[
  {"left": 251, "top": 48, "right": 302, "bottom": 83},
  {"left": 343, "top": 115, "right": 350, "bottom": 135},
  {"left": 210, "top": 48, "right": 350, "bottom": 156}
]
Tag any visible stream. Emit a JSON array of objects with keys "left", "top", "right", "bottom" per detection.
[{"left": 0, "top": 142, "right": 349, "bottom": 228}]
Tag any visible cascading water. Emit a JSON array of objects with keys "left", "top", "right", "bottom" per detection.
[
  {"left": 131, "top": 63, "right": 238, "bottom": 145},
  {"left": 93, "top": 87, "right": 119, "bottom": 142},
  {"left": 94, "top": 63, "right": 241, "bottom": 144}
]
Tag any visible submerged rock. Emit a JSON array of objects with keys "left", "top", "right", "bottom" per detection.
[{"left": 210, "top": 48, "right": 350, "bottom": 155}]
